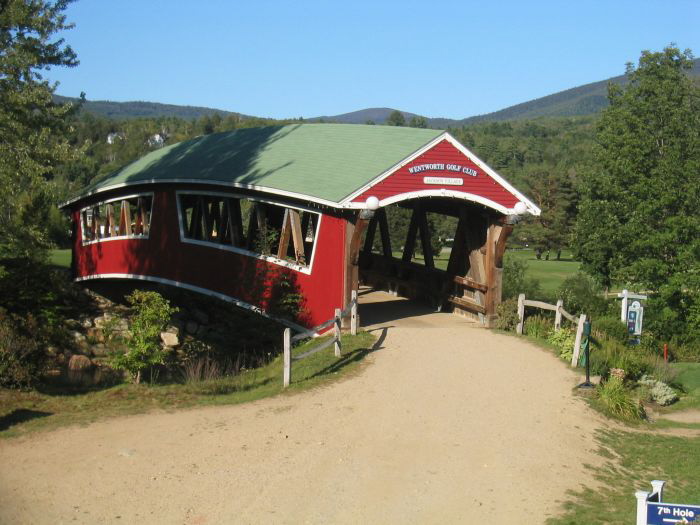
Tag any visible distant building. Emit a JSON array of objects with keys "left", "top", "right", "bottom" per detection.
[
  {"left": 106, "top": 132, "right": 125, "bottom": 145},
  {"left": 148, "top": 133, "right": 167, "bottom": 148}
]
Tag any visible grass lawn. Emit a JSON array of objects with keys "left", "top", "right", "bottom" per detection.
[
  {"left": 506, "top": 249, "right": 580, "bottom": 294},
  {"left": 0, "top": 331, "right": 376, "bottom": 439},
  {"left": 49, "top": 248, "right": 71, "bottom": 268},
  {"left": 549, "top": 429, "right": 700, "bottom": 524},
  {"left": 663, "top": 363, "right": 700, "bottom": 413},
  {"left": 395, "top": 247, "right": 580, "bottom": 295}
]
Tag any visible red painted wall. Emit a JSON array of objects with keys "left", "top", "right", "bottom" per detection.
[
  {"left": 73, "top": 190, "right": 346, "bottom": 328},
  {"left": 352, "top": 139, "right": 519, "bottom": 208}
]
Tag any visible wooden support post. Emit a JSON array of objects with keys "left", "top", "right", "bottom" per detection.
[
  {"left": 362, "top": 215, "right": 378, "bottom": 255},
  {"left": 289, "top": 209, "right": 306, "bottom": 264},
  {"left": 517, "top": 293, "right": 525, "bottom": 335},
  {"left": 334, "top": 309, "right": 342, "bottom": 357},
  {"left": 484, "top": 221, "right": 498, "bottom": 326},
  {"left": 416, "top": 206, "right": 434, "bottom": 269},
  {"left": 201, "top": 197, "right": 213, "bottom": 241},
  {"left": 209, "top": 199, "right": 222, "bottom": 241},
  {"left": 344, "top": 212, "right": 371, "bottom": 325},
  {"left": 376, "top": 208, "right": 393, "bottom": 259},
  {"left": 571, "top": 314, "right": 587, "bottom": 367},
  {"left": 446, "top": 206, "right": 468, "bottom": 275},
  {"left": 283, "top": 328, "right": 291, "bottom": 387},
  {"left": 402, "top": 204, "right": 420, "bottom": 263},
  {"left": 138, "top": 197, "right": 149, "bottom": 235},
  {"left": 350, "top": 290, "right": 358, "bottom": 335},
  {"left": 119, "top": 200, "right": 132, "bottom": 235},
  {"left": 554, "top": 299, "right": 564, "bottom": 330},
  {"left": 277, "top": 209, "right": 293, "bottom": 259},
  {"left": 105, "top": 204, "right": 116, "bottom": 237}
]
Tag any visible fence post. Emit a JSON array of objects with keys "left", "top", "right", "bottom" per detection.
[
  {"left": 554, "top": 299, "right": 563, "bottom": 330},
  {"left": 516, "top": 294, "right": 525, "bottom": 335},
  {"left": 334, "top": 308, "right": 342, "bottom": 357},
  {"left": 351, "top": 290, "right": 358, "bottom": 335},
  {"left": 283, "top": 328, "right": 291, "bottom": 387},
  {"left": 635, "top": 490, "right": 650, "bottom": 525},
  {"left": 571, "top": 314, "right": 587, "bottom": 367}
]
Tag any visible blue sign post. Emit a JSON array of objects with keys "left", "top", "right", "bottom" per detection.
[{"left": 636, "top": 480, "right": 700, "bottom": 524}]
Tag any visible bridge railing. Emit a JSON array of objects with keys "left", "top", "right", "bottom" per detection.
[
  {"left": 282, "top": 290, "right": 358, "bottom": 388},
  {"left": 516, "top": 293, "right": 587, "bottom": 367}
]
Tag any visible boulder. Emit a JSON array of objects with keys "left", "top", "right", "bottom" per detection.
[
  {"left": 185, "top": 321, "right": 199, "bottom": 335},
  {"left": 160, "top": 331, "right": 179, "bottom": 347},
  {"left": 91, "top": 344, "right": 108, "bottom": 357},
  {"left": 192, "top": 309, "right": 209, "bottom": 325},
  {"left": 68, "top": 354, "right": 93, "bottom": 371}
]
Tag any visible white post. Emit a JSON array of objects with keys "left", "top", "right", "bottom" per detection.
[
  {"left": 635, "top": 490, "right": 650, "bottom": 525},
  {"left": 516, "top": 294, "right": 525, "bottom": 335},
  {"left": 571, "top": 314, "right": 587, "bottom": 367},
  {"left": 334, "top": 308, "right": 342, "bottom": 357},
  {"left": 554, "top": 299, "right": 563, "bottom": 330},
  {"left": 283, "top": 328, "right": 291, "bottom": 388},
  {"left": 620, "top": 289, "right": 629, "bottom": 323},
  {"left": 650, "top": 480, "right": 666, "bottom": 501},
  {"left": 351, "top": 290, "right": 358, "bottom": 335}
]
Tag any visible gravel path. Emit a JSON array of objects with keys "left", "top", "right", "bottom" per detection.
[{"left": 0, "top": 291, "right": 605, "bottom": 524}]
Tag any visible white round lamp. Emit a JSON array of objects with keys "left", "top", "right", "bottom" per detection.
[
  {"left": 513, "top": 201, "right": 528, "bottom": 215},
  {"left": 366, "top": 196, "right": 380, "bottom": 211}
]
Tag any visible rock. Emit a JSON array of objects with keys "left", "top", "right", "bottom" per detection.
[
  {"left": 86, "top": 327, "right": 105, "bottom": 343},
  {"left": 71, "top": 331, "right": 86, "bottom": 343},
  {"left": 185, "top": 321, "right": 199, "bottom": 335},
  {"left": 94, "top": 313, "right": 113, "bottom": 328},
  {"left": 165, "top": 325, "right": 179, "bottom": 335},
  {"left": 192, "top": 309, "right": 209, "bottom": 325},
  {"left": 80, "top": 318, "right": 92, "bottom": 329},
  {"left": 160, "top": 331, "right": 179, "bottom": 347},
  {"left": 91, "top": 344, "right": 108, "bottom": 357},
  {"left": 68, "top": 354, "right": 93, "bottom": 371}
]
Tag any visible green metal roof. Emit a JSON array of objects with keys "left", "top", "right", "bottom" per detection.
[{"left": 72, "top": 123, "right": 444, "bottom": 205}]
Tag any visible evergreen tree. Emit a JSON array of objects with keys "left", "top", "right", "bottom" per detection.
[
  {"left": 386, "top": 110, "right": 405, "bottom": 126},
  {"left": 0, "top": 0, "right": 79, "bottom": 258}
]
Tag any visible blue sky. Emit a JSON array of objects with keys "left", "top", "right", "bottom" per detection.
[{"left": 48, "top": 0, "right": 700, "bottom": 120}]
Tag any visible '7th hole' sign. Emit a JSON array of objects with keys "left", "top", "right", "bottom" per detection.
[{"left": 647, "top": 502, "right": 700, "bottom": 524}]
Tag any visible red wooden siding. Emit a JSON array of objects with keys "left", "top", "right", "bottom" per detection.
[
  {"left": 351, "top": 139, "right": 519, "bottom": 208},
  {"left": 73, "top": 190, "right": 346, "bottom": 328}
]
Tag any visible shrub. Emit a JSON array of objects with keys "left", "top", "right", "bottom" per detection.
[
  {"left": 557, "top": 272, "right": 608, "bottom": 317},
  {"left": 524, "top": 314, "right": 552, "bottom": 339},
  {"left": 595, "top": 376, "right": 645, "bottom": 421},
  {"left": 110, "top": 290, "right": 178, "bottom": 384},
  {"left": 669, "top": 343, "right": 700, "bottom": 363},
  {"left": 502, "top": 257, "right": 541, "bottom": 300},
  {"left": 495, "top": 298, "right": 519, "bottom": 331},
  {"left": 592, "top": 316, "right": 629, "bottom": 344},
  {"left": 0, "top": 311, "right": 45, "bottom": 388},
  {"left": 547, "top": 328, "right": 576, "bottom": 362},
  {"left": 639, "top": 375, "right": 678, "bottom": 406},
  {"left": 589, "top": 340, "right": 657, "bottom": 381}
]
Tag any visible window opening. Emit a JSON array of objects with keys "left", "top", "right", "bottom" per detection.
[
  {"left": 178, "top": 192, "right": 319, "bottom": 269},
  {"left": 81, "top": 194, "right": 152, "bottom": 243}
]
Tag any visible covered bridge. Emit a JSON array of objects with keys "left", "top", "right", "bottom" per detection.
[{"left": 63, "top": 124, "right": 540, "bottom": 330}]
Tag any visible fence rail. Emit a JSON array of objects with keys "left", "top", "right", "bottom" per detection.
[
  {"left": 283, "top": 290, "right": 358, "bottom": 387},
  {"left": 516, "top": 294, "right": 587, "bottom": 367}
]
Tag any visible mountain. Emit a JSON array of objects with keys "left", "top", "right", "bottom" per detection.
[
  {"left": 316, "top": 58, "right": 700, "bottom": 127},
  {"left": 52, "top": 95, "right": 245, "bottom": 120},
  {"left": 308, "top": 108, "right": 421, "bottom": 125},
  {"left": 55, "top": 58, "right": 699, "bottom": 124}
]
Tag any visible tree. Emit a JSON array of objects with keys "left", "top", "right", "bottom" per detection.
[
  {"left": 0, "top": 0, "right": 79, "bottom": 259},
  {"left": 408, "top": 115, "right": 427, "bottom": 128},
  {"left": 573, "top": 46, "right": 700, "bottom": 338},
  {"left": 110, "top": 290, "right": 178, "bottom": 384},
  {"left": 386, "top": 110, "right": 405, "bottom": 126}
]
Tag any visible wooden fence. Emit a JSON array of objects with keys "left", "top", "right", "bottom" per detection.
[
  {"left": 282, "top": 290, "right": 358, "bottom": 387},
  {"left": 516, "top": 294, "right": 587, "bottom": 367}
]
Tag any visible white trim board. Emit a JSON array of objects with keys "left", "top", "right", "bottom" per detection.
[{"left": 74, "top": 273, "right": 308, "bottom": 333}]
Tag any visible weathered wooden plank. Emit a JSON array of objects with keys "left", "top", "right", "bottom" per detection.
[
  {"left": 523, "top": 299, "right": 558, "bottom": 311},
  {"left": 402, "top": 204, "right": 420, "bottom": 263},
  {"left": 119, "top": 200, "right": 132, "bottom": 236},
  {"left": 448, "top": 295, "right": 487, "bottom": 314},
  {"left": 416, "top": 206, "right": 434, "bottom": 269},
  {"left": 277, "top": 208, "right": 293, "bottom": 259},
  {"left": 334, "top": 308, "right": 341, "bottom": 357},
  {"left": 453, "top": 275, "right": 488, "bottom": 293},
  {"left": 571, "top": 314, "right": 587, "bottom": 367},
  {"left": 554, "top": 299, "right": 564, "bottom": 329},
  {"left": 517, "top": 293, "right": 525, "bottom": 334},
  {"left": 289, "top": 209, "right": 305, "bottom": 264},
  {"left": 283, "top": 328, "right": 291, "bottom": 387},
  {"left": 292, "top": 336, "right": 336, "bottom": 360},
  {"left": 350, "top": 290, "right": 358, "bottom": 335},
  {"left": 561, "top": 309, "right": 577, "bottom": 323}
]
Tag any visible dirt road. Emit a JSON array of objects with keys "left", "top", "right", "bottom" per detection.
[{"left": 0, "top": 292, "right": 604, "bottom": 524}]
